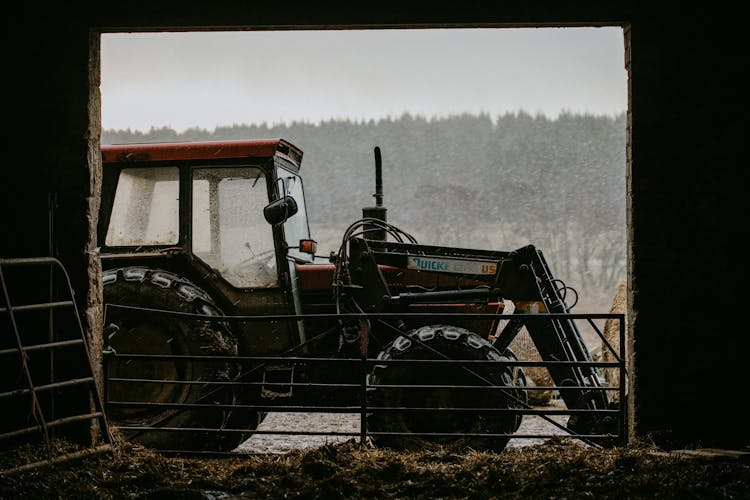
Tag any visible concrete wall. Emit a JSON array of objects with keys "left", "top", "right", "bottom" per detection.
[{"left": 4, "top": 2, "right": 745, "bottom": 449}]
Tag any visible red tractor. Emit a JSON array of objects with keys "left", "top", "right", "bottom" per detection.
[{"left": 99, "top": 139, "right": 619, "bottom": 452}]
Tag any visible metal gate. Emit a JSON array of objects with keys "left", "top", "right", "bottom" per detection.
[
  {"left": 0, "top": 258, "right": 112, "bottom": 475},
  {"left": 102, "top": 306, "right": 626, "bottom": 455}
]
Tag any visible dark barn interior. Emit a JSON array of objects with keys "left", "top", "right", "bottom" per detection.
[{"left": 2, "top": 0, "right": 746, "bottom": 478}]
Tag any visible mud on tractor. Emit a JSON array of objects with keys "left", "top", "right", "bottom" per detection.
[{"left": 98, "top": 139, "right": 620, "bottom": 452}]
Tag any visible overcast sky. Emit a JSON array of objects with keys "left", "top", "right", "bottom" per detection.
[{"left": 101, "top": 27, "right": 627, "bottom": 133}]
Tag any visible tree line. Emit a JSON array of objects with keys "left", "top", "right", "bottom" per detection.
[{"left": 103, "top": 111, "right": 626, "bottom": 308}]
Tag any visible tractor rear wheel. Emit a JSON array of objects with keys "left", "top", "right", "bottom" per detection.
[
  {"left": 367, "top": 324, "right": 527, "bottom": 452},
  {"left": 103, "top": 267, "right": 261, "bottom": 451}
]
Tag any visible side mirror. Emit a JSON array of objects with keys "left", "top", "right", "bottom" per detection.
[{"left": 263, "top": 196, "right": 298, "bottom": 225}]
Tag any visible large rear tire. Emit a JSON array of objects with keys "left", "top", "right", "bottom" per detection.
[
  {"left": 367, "top": 325, "right": 526, "bottom": 452},
  {"left": 103, "top": 267, "right": 261, "bottom": 451}
]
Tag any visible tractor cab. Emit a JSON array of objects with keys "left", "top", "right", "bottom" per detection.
[{"left": 99, "top": 139, "right": 313, "bottom": 356}]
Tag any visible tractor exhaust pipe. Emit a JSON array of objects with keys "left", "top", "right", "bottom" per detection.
[
  {"left": 362, "top": 146, "right": 387, "bottom": 241},
  {"left": 374, "top": 146, "right": 383, "bottom": 208}
]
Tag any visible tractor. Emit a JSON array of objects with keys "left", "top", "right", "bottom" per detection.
[{"left": 98, "top": 138, "right": 619, "bottom": 452}]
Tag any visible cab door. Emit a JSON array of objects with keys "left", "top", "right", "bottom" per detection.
[{"left": 190, "top": 165, "right": 300, "bottom": 355}]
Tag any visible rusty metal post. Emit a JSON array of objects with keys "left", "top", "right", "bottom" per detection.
[
  {"left": 359, "top": 318, "right": 369, "bottom": 447},
  {"left": 619, "top": 315, "right": 628, "bottom": 445}
]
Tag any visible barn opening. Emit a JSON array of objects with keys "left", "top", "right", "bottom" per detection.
[{"left": 94, "top": 25, "right": 631, "bottom": 452}]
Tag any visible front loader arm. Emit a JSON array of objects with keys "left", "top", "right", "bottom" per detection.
[{"left": 494, "top": 245, "right": 610, "bottom": 415}]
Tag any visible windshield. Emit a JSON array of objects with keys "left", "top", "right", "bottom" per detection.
[{"left": 279, "top": 169, "right": 313, "bottom": 261}]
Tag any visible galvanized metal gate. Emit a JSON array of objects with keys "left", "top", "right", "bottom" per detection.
[
  {"left": 0, "top": 257, "right": 112, "bottom": 474},
  {"left": 102, "top": 305, "right": 626, "bottom": 455}
]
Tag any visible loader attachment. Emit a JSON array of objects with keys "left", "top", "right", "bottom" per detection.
[
  {"left": 496, "top": 245, "right": 615, "bottom": 436},
  {"left": 346, "top": 237, "right": 617, "bottom": 439}
]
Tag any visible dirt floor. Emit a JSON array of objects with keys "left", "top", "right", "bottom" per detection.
[
  {"left": 237, "top": 407, "right": 570, "bottom": 454},
  {"left": 1, "top": 434, "right": 749, "bottom": 499}
]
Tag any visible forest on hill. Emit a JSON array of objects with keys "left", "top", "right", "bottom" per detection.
[{"left": 103, "top": 111, "right": 626, "bottom": 311}]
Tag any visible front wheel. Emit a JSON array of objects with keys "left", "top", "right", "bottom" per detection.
[{"left": 367, "top": 325, "right": 527, "bottom": 452}]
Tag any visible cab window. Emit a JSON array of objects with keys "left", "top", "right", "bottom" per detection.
[
  {"left": 105, "top": 167, "right": 179, "bottom": 246},
  {"left": 280, "top": 171, "right": 313, "bottom": 261},
  {"left": 192, "top": 167, "right": 278, "bottom": 288}
]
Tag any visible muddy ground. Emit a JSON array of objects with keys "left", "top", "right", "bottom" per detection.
[
  {"left": 1, "top": 431, "right": 748, "bottom": 499},
  {"left": 237, "top": 407, "right": 570, "bottom": 454}
]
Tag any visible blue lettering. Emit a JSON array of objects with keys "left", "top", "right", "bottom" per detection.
[{"left": 411, "top": 257, "right": 450, "bottom": 272}]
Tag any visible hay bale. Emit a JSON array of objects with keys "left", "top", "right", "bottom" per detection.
[
  {"left": 601, "top": 282, "right": 627, "bottom": 401},
  {"left": 509, "top": 330, "right": 554, "bottom": 406}
]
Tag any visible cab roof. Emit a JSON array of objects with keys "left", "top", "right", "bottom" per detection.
[{"left": 101, "top": 138, "right": 303, "bottom": 169}]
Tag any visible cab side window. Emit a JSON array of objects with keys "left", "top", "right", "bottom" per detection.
[{"left": 106, "top": 167, "right": 179, "bottom": 246}]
